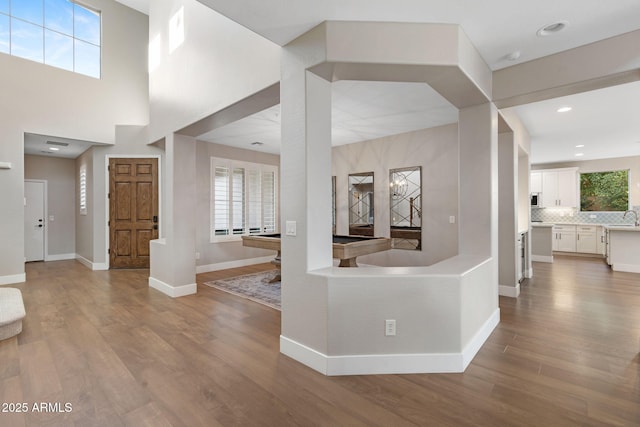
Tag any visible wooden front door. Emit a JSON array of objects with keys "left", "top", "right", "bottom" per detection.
[{"left": 109, "top": 158, "right": 159, "bottom": 269}]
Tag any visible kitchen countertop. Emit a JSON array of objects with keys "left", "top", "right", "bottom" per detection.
[
  {"left": 531, "top": 222, "right": 553, "bottom": 228},
  {"left": 604, "top": 225, "right": 640, "bottom": 232},
  {"left": 532, "top": 222, "right": 637, "bottom": 228}
]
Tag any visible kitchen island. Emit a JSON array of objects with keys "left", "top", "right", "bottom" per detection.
[
  {"left": 605, "top": 225, "right": 640, "bottom": 273},
  {"left": 531, "top": 222, "right": 554, "bottom": 262}
]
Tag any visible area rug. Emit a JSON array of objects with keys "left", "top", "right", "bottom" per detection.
[{"left": 203, "top": 270, "right": 281, "bottom": 310}]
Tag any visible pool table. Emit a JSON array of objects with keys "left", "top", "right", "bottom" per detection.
[{"left": 242, "top": 234, "right": 391, "bottom": 281}]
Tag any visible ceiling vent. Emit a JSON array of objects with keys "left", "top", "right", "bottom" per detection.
[{"left": 46, "top": 141, "right": 69, "bottom": 147}]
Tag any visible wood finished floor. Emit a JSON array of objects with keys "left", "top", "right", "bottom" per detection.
[{"left": 1, "top": 256, "right": 639, "bottom": 426}]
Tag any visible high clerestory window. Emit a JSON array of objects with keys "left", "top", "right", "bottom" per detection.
[{"left": 0, "top": 0, "right": 101, "bottom": 78}]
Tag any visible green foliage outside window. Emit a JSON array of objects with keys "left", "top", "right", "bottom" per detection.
[{"left": 580, "top": 170, "right": 629, "bottom": 212}]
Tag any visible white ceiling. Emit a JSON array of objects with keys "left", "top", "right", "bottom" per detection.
[
  {"left": 110, "top": 1, "right": 640, "bottom": 164},
  {"left": 114, "top": 0, "right": 148, "bottom": 15},
  {"left": 510, "top": 81, "right": 640, "bottom": 164},
  {"left": 24, "top": 133, "right": 108, "bottom": 159},
  {"left": 199, "top": 81, "right": 458, "bottom": 155}
]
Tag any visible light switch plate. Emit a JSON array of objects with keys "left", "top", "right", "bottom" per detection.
[{"left": 285, "top": 220, "right": 296, "bottom": 236}]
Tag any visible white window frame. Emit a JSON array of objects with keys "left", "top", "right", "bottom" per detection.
[
  {"left": 0, "top": 1, "right": 102, "bottom": 78},
  {"left": 210, "top": 157, "right": 278, "bottom": 243},
  {"left": 79, "top": 164, "right": 87, "bottom": 215}
]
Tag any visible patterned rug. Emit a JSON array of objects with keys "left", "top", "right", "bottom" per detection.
[{"left": 203, "top": 270, "right": 281, "bottom": 310}]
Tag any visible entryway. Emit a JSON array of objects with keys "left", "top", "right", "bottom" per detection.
[{"left": 108, "top": 158, "right": 159, "bottom": 268}]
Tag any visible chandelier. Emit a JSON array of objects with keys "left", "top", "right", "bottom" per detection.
[{"left": 390, "top": 176, "right": 408, "bottom": 199}]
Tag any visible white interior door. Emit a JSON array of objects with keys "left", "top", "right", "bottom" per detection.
[{"left": 25, "top": 180, "right": 45, "bottom": 262}]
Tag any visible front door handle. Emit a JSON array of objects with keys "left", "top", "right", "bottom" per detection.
[{"left": 38, "top": 224, "right": 43, "bottom": 228}]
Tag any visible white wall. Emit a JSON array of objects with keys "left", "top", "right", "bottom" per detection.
[
  {"left": 332, "top": 124, "right": 459, "bottom": 266},
  {"left": 497, "top": 132, "right": 517, "bottom": 292},
  {"left": 24, "top": 155, "right": 76, "bottom": 258},
  {"left": 148, "top": 0, "right": 281, "bottom": 143},
  {"left": 0, "top": 0, "right": 149, "bottom": 282},
  {"left": 195, "top": 141, "right": 280, "bottom": 270},
  {"left": 499, "top": 109, "right": 532, "bottom": 232}
]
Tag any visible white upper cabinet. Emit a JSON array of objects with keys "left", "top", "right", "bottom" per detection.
[
  {"left": 530, "top": 172, "right": 542, "bottom": 194},
  {"left": 536, "top": 168, "right": 578, "bottom": 208}
]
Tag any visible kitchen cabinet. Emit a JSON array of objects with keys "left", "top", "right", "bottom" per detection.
[
  {"left": 576, "top": 225, "right": 597, "bottom": 254},
  {"left": 606, "top": 226, "right": 640, "bottom": 272},
  {"left": 596, "top": 226, "right": 606, "bottom": 256},
  {"left": 530, "top": 172, "right": 542, "bottom": 194},
  {"left": 539, "top": 168, "right": 578, "bottom": 208},
  {"left": 553, "top": 225, "right": 576, "bottom": 252},
  {"left": 531, "top": 223, "right": 553, "bottom": 262}
]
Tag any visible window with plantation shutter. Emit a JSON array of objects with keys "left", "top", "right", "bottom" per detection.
[{"left": 211, "top": 158, "right": 278, "bottom": 242}]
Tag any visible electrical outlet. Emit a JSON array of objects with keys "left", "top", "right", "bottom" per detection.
[{"left": 385, "top": 319, "right": 396, "bottom": 336}]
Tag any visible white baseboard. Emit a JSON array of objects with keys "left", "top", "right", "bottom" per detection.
[
  {"left": 0, "top": 273, "right": 26, "bottom": 286},
  {"left": 149, "top": 276, "right": 197, "bottom": 298},
  {"left": 75, "top": 255, "right": 108, "bottom": 271},
  {"left": 612, "top": 263, "right": 640, "bottom": 273},
  {"left": 196, "top": 256, "right": 275, "bottom": 274},
  {"left": 280, "top": 337, "right": 329, "bottom": 375},
  {"left": 461, "top": 308, "right": 500, "bottom": 370},
  {"left": 280, "top": 309, "right": 500, "bottom": 376},
  {"left": 531, "top": 255, "right": 553, "bottom": 263},
  {"left": 499, "top": 284, "right": 520, "bottom": 298},
  {"left": 45, "top": 253, "right": 76, "bottom": 262}
]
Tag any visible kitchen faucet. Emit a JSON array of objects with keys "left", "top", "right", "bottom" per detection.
[{"left": 623, "top": 210, "right": 640, "bottom": 226}]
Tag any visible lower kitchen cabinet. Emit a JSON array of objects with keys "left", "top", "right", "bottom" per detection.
[
  {"left": 553, "top": 225, "right": 576, "bottom": 252},
  {"left": 550, "top": 224, "right": 605, "bottom": 255},
  {"left": 596, "top": 226, "right": 606, "bottom": 255},
  {"left": 576, "top": 225, "right": 597, "bottom": 254}
]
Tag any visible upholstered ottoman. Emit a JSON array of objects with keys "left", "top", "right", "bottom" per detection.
[{"left": 0, "top": 288, "right": 26, "bottom": 340}]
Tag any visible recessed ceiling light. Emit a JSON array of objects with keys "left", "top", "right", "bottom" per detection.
[
  {"left": 575, "top": 153, "right": 584, "bottom": 157},
  {"left": 575, "top": 144, "right": 584, "bottom": 148},
  {"left": 537, "top": 21, "right": 568, "bottom": 37},
  {"left": 49, "top": 147, "right": 60, "bottom": 151},
  {"left": 557, "top": 106, "right": 572, "bottom": 113}
]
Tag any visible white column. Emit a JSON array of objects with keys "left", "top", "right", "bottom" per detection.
[
  {"left": 498, "top": 130, "right": 519, "bottom": 295},
  {"left": 149, "top": 133, "right": 197, "bottom": 297},
  {"left": 458, "top": 103, "right": 498, "bottom": 259},
  {"left": 280, "top": 42, "right": 333, "bottom": 353}
]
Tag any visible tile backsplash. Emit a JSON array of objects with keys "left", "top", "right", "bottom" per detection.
[{"left": 531, "top": 206, "right": 640, "bottom": 224}]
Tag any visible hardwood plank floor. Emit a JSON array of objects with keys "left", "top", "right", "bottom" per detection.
[{"left": 1, "top": 256, "right": 638, "bottom": 426}]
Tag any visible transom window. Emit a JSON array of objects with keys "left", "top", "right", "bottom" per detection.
[
  {"left": 211, "top": 157, "right": 278, "bottom": 242},
  {"left": 0, "top": 0, "right": 101, "bottom": 78}
]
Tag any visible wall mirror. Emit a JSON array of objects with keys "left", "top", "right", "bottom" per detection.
[
  {"left": 348, "top": 172, "right": 374, "bottom": 236},
  {"left": 389, "top": 166, "right": 422, "bottom": 250}
]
